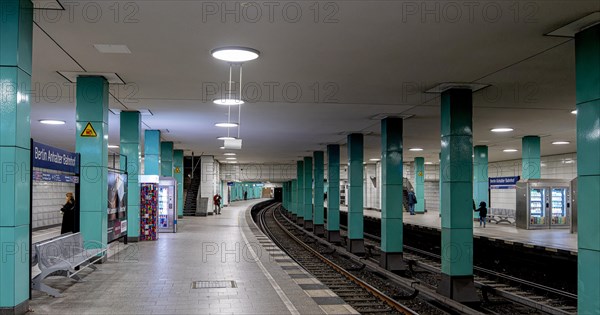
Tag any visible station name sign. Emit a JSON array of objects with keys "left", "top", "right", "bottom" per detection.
[
  {"left": 32, "top": 141, "right": 79, "bottom": 174},
  {"left": 489, "top": 176, "right": 520, "bottom": 188}
]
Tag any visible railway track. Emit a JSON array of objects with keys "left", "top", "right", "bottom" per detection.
[
  {"left": 256, "top": 203, "right": 419, "bottom": 315},
  {"left": 338, "top": 225, "right": 578, "bottom": 315}
]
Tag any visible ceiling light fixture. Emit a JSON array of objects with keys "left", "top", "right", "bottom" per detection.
[
  {"left": 215, "top": 122, "right": 239, "bottom": 128},
  {"left": 552, "top": 141, "right": 570, "bottom": 145},
  {"left": 211, "top": 46, "right": 260, "bottom": 63},
  {"left": 409, "top": 148, "right": 423, "bottom": 151},
  {"left": 425, "top": 162, "right": 433, "bottom": 165},
  {"left": 226, "top": 157, "right": 237, "bottom": 160},
  {"left": 369, "top": 158, "right": 380, "bottom": 162},
  {"left": 39, "top": 119, "right": 66, "bottom": 125},
  {"left": 224, "top": 153, "right": 236, "bottom": 156},
  {"left": 213, "top": 99, "right": 244, "bottom": 106},
  {"left": 571, "top": 110, "right": 577, "bottom": 115},
  {"left": 108, "top": 145, "right": 119, "bottom": 148},
  {"left": 217, "top": 136, "right": 236, "bottom": 141},
  {"left": 491, "top": 128, "right": 514, "bottom": 133},
  {"left": 219, "top": 146, "right": 226, "bottom": 150},
  {"left": 503, "top": 149, "right": 518, "bottom": 152}
]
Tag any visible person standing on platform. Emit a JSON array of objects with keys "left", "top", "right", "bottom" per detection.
[
  {"left": 213, "top": 193, "right": 222, "bottom": 215},
  {"left": 407, "top": 189, "right": 417, "bottom": 215},
  {"left": 60, "top": 193, "right": 76, "bottom": 234},
  {"left": 243, "top": 191, "right": 248, "bottom": 200},
  {"left": 475, "top": 201, "right": 488, "bottom": 228}
]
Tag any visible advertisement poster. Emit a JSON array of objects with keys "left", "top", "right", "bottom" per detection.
[{"left": 108, "top": 172, "right": 128, "bottom": 242}]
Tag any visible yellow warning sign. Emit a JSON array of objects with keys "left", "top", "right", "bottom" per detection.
[
  {"left": 174, "top": 167, "right": 181, "bottom": 174},
  {"left": 418, "top": 171, "right": 423, "bottom": 177},
  {"left": 80, "top": 122, "right": 97, "bottom": 137}
]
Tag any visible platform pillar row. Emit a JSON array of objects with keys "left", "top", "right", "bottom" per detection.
[
  {"left": 473, "top": 145, "right": 488, "bottom": 219},
  {"left": 0, "top": 0, "right": 33, "bottom": 312},
  {"left": 522, "top": 136, "right": 541, "bottom": 180},
  {"left": 303, "top": 156, "right": 314, "bottom": 231},
  {"left": 347, "top": 134, "right": 365, "bottom": 254},
  {"left": 326, "top": 145, "right": 342, "bottom": 244},
  {"left": 313, "top": 151, "right": 325, "bottom": 236},
  {"left": 414, "top": 157, "right": 425, "bottom": 213},
  {"left": 291, "top": 179, "right": 297, "bottom": 219},
  {"left": 380, "top": 118, "right": 406, "bottom": 271},
  {"left": 437, "top": 88, "right": 478, "bottom": 302},
  {"left": 576, "top": 23, "right": 600, "bottom": 314},
  {"left": 120, "top": 111, "right": 141, "bottom": 241},
  {"left": 296, "top": 161, "right": 304, "bottom": 225}
]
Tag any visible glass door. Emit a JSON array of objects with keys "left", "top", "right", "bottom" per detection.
[
  {"left": 550, "top": 187, "right": 568, "bottom": 226},
  {"left": 529, "top": 188, "right": 546, "bottom": 227}
]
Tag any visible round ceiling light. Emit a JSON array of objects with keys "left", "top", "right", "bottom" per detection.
[
  {"left": 571, "top": 110, "right": 577, "bottom": 115},
  {"left": 552, "top": 141, "right": 570, "bottom": 145},
  {"left": 214, "top": 99, "right": 244, "bottom": 106},
  {"left": 409, "top": 148, "right": 423, "bottom": 151},
  {"left": 211, "top": 46, "right": 260, "bottom": 62},
  {"left": 39, "top": 119, "right": 65, "bottom": 125},
  {"left": 224, "top": 153, "right": 236, "bottom": 156},
  {"left": 503, "top": 149, "right": 518, "bottom": 152},
  {"left": 491, "top": 127, "right": 514, "bottom": 133},
  {"left": 215, "top": 122, "right": 239, "bottom": 128},
  {"left": 217, "top": 136, "right": 236, "bottom": 141}
]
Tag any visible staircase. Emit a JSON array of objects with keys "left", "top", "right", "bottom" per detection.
[{"left": 183, "top": 175, "right": 201, "bottom": 216}]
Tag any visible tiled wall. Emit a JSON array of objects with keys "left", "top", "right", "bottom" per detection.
[
  {"left": 363, "top": 164, "right": 379, "bottom": 209},
  {"left": 32, "top": 168, "right": 76, "bottom": 229}
]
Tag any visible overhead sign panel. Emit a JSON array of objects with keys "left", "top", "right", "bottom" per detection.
[{"left": 32, "top": 141, "right": 79, "bottom": 173}]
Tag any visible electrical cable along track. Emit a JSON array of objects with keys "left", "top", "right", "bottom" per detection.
[{"left": 256, "top": 203, "right": 420, "bottom": 315}]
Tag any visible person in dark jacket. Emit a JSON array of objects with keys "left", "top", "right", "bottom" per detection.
[
  {"left": 407, "top": 189, "right": 417, "bottom": 215},
  {"left": 60, "top": 192, "right": 76, "bottom": 234},
  {"left": 474, "top": 201, "right": 488, "bottom": 228}
]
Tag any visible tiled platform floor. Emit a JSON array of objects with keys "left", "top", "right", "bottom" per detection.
[
  {"left": 29, "top": 200, "right": 356, "bottom": 314},
  {"left": 340, "top": 206, "right": 577, "bottom": 252}
]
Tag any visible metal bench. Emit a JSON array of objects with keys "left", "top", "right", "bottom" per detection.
[
  {"left": 488, "top": 208, "right": 516, "bottom": 225},
  {"left": 32, "top": 232, "right": 107, "bottom": 297}
]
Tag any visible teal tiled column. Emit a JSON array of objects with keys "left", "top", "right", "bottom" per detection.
[
  {"left": 473, "top": 145, "right": 489, "bottom": 219},
  {"left": 313, "top": 151, "right": 325, "bottom": 236},
  {"left": 576, "top": 23, "right": 600, "bottom": 314},
  {"left": 160, "top": 142, "right": 174, "bottom": 177},
  {"left": 522, "top": 136, "right": 541, "bottom": 179},
  {"left": 380, "top": 117, "right": 406, "bottom": 270},
  {"left": 437, "top": 88, "right": 478, "bottom": 302},
  {"left": 379, "top": 117, "right": 406, "bottom": 270},
  {"left": 439, "top": 152, "right": 443, "bottom": 217},
  {"left": 174, "top": 150, "right": 184, "bottom": 218},
  {"left": 347, "top": 133, "right": 365, "bottom": 254},
  {"left": 291, "top": 179, "right": 298, "bottom": 218},
  {"left": 144, "top": 130, "right": 161, "bottom": 175},
  {"left": 296, "top": 161, "right": 304, "bottom": 224},
  {"left": 76, "top": 76, "right": 109, "bottom": 253},
  {"left": 0, "top": 0, "right": 32, "bottom": 311},
  {"left": 303, "top": 157, "right": 314, "bottom": 230},
  {"left": 120, "top": 111, "right": 141, "bottom": 242},
  {"left": 414, "top": 157, "right": 425, "bottom": 213},
  {"left": 326, "top": 145, "right": 342, "bottom": 243}
]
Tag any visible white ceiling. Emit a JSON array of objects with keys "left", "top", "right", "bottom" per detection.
[{"left": 29, "top": 1, "right": 599, "bottom": 164}]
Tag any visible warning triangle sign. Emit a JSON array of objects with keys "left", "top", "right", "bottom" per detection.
[{"left": 81, "top": 122, "right": 98, "bottom": 137}]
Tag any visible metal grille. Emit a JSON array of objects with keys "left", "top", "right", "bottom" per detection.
[{"left": 191, "top": 280, "right": 237, "bottom": 289}]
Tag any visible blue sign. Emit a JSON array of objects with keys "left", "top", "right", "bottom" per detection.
[
  {"left": 489, "top": 176, "right": 520, "bottom": 188},
  {"left": 32, "top": 170, "right": 79, "bottom": 184},
  {"left": 32, "top": 141, "right": 79, "bottom": 173}
]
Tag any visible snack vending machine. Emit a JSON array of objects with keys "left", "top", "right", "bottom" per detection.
[
  {"left": 516, "top": 179, "right": 571, "bottom": 230},
  {"left": 140, "top": 175, "right": 159, "bottom": 241},
  {"left": 158, "top": 177, "right": 177, "bottom": 233}
]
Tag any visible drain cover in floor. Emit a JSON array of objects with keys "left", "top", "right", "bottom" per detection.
[{"left": 191, "top": 280, "right": 237, "bottom": 289}]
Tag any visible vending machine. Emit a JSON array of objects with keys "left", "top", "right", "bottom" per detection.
[
  {"left": 516, "top": 179, "right": 571, "bottom": 230},
  {"left": 140, "top": 175, "right": 159, "bottom": 241},
  {"left": 158, "top": 177, "right": 177, "bottom": 233}
]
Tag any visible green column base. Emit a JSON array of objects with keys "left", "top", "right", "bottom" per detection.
[
  {"left": 380, "top": 252, "right": 407, "bottom": 272},
  {"left": 347, "top": 238, "right": 365, "bottom": 255},
  {"left": 313, "top": 224, "right": 325, "bottom": 237},
  {"left": 327, "top": 230, "right": 342, "bottom": 244},
  {"left": 0, "top": 300, "right": 28, "bottom": 315},
  {"left": 304, "top": 220, "right": 313, "bottom": 231},
  {"left": 437, "top": 274, "right": 479, "bottom": 303}
]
